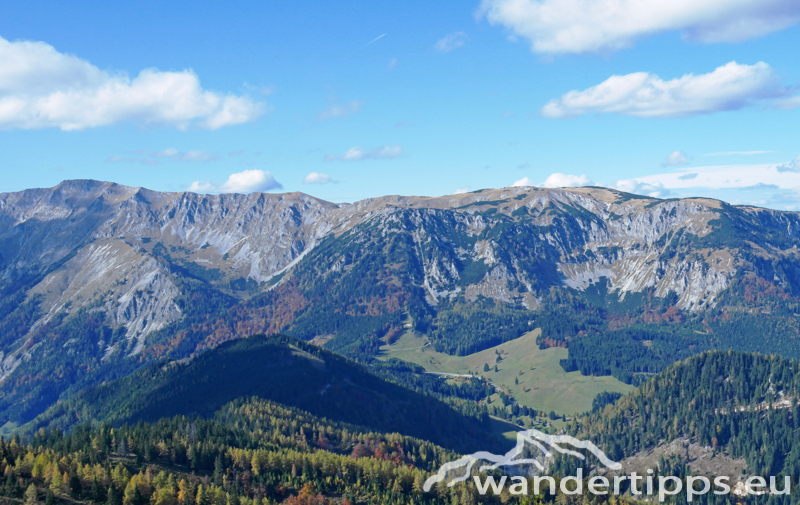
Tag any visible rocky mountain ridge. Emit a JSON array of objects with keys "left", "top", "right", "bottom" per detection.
[{"left": 2, "top": 179, "right": 800, "bottom": 426}]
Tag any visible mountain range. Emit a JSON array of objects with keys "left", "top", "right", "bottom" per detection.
[{"left": 3, "top": 179, "right": 800, "bottom": 426}]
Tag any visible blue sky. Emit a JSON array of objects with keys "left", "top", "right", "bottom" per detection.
[{"left": 1, "top": 0, "right": 800, "bottom": 208}]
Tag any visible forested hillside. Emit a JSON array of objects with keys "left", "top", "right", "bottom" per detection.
[
  {"left": 1, "top": 398, "right": 513, "bottom": 505},
  {"left": 28, "top": 335, "right": 506, "bottom": 457},
  {"left": 563, "top": 351, "right": 800, "bottom": 504}
]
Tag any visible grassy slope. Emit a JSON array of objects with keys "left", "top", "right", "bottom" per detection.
[{"left": 380, "top": 329, "right": 633, "bottom": 415}]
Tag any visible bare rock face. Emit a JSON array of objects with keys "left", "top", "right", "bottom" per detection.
[{"left": 0, "top": 181, "right": 340, "bottom": 355}]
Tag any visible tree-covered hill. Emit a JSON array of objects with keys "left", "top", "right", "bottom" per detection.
[
  {"left": 566, "top": 351, "right": 800, "bottom": 503},
  {"left": 28, "top": 334, "right": 506, "bottom": 456}
]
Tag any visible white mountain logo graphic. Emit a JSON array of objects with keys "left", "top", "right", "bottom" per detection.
[{"left": 423, "top": 428, "right": 621, "bottom": 491}]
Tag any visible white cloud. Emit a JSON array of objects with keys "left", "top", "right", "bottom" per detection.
[
  {"left": 139, "top": 149, "right": 219, "bottom": 162},
  {"left": 615, "top": 180, "right": 671, "bottom": 198},
  {"left": 180, "top": 150, "right": 218, "bottom": 162},
  {"left": 773, "top": 95, "right": 800, "bottom": 110},
  {"left": 763, "top": 188, "right": 800, "bottom": 211},
  {"left": 663, "top": 151, "right": 690, "bottom": 166},
  {"left": 542, "top": 62, "right": 785, "bottom": 119},
  {"left": 435, "top": 32, "right": 467, "bottom": 53},
  {"left": 513, "top": 173, "right": 593, "bottom": 187},
  {"left": 221, "top": 170, "right": 282, "bottom": 193},
  {"left": 0, "top": 36, "right": 265, "bottom": 130},
  {"left": 106, "top": 148, "right": 218, "bottom": 164},
  {"left": 477, "top": 0, "right": 800, "bottom": 54},
  {"left": 620, "top": 161, "right": 800, "bottom": 191},
  {"left": 146, "top": 148, "right": 180, "bottom": 158},
  {"left": 189, "top": 170, "right": 283, "bottom": 194},
  {"left": 541, "top": 173, "right": 593, "bottom": 188},
  {"left": 303, "top": 172, "right": 332, "bottom": 184},
  {"left": 521, "top": 159, "right": 800, "bottom": 209},
  {"left": 606, "top": 161, "right": 800, "bottom": 209},
  {"left": 187, "top": 180, "right": 217, "bottom": 193},
  {"left": 317, "top": 100, "right": 363, "bottom": 121},
  {"left": 104, "top": 156, "right": 139, "bottom": 163},
  {"left": 324, "top": 145, "right": 403, "bottom": 162},
  {"left": 453, "top": 187, "right": 470, "bottom": 194},
  {"left": 705, "top": 150, "right": 773, "bottom": 156},
  {"left": 243, "top": 83, "right": 276, "bottom": 95},
  {"left": 777, "top": 156, "right": 800, "bottom": 173}
]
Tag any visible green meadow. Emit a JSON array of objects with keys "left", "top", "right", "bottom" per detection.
[{"left": 380, "top": 328, "right": 633, "bottom": 415}]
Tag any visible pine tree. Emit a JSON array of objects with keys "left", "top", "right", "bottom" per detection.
[
  {"left": 91, "top": 477, "right": 107, "bottom": 503},
  {"left": 177, "top": 479, "right": 193, "bottom": 505},
  {"left": 123, "top": 479, "right": 139, "bottom": 505},
  {"left": 132, "top": 487, "right": 145, "bottom": 505},
  {"left": 107, "top": 484, "right": 122, "bottom": 505},
  {"left": 25, "top": 483, "right": 38, "bottom": 505},
  {"left": 412, "top": 474, "right": 425, "bottom": 494},
  {"left": 391, "top": 478, "right": 403, "bottom": 494},
  {"left": 213, "top": 456, "right": 224, "bottom": 486},
  {"left": 5, "top": 474, "right": 19, "bottom": 497},
  {"left": 195, "top": 484, "right": 209, "bottom": 505},
  {"left": 49, "top": 472, "right": 63, "bottom": 494},
  {"left": 69, "top": 474, "right": 82, "bottom": 498}
]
